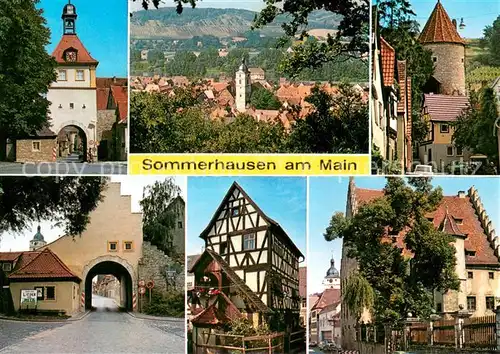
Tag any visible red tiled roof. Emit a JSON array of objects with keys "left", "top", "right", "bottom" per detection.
[
  {"left": 441, "top": 209, "right": 465, "bottom": 236},
  {"left": 319, "top": 301, "right": 341, "bottom": 315},
  {"left": 15, "top": 252, "right": 41, "bottom": 270},
  {"left": 299, "top": 267, "right": 307, "bottom": 299},
  {"left": 9, "top": 249, "right": 80, "bottom": 280},
  {"left": 397, "top": 61, "right": 407, "bottom": 114},
  {"left": 380, "top": 37, "right": 395, "bottom": 87},
  {"left": 110, "top": 86, "right": 128, "bottom": 122},
  {"left": 96, "top": 78, "right": 128, "bottom": 89},
  {"left": 0, "top": 252, "right": 22, "bottom": 262},
  {"left": 97, "top": 88, "right": 110, "bottom": 111},
  {"left": 419, "top": 1, "right": 465, "bottom": 45},
  {"left": 311, "top": 288, "right": 341, "bottom": 311},
  {"left": 423, "top": 94, "right": 469, "bottom": 122},
  {"left": 354, "top": 187, "right": 499, "bottom": 266},
  {"left": 191, "top": 292, "right": 243, "bottom": 326},
  {"left": 51, "top": 35, "right": 98, "bottom": 65}
]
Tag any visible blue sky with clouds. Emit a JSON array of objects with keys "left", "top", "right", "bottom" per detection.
[
  {"left": 308, "top": 177, "right": 500, "bottom": 294},
  {"left": 38, "top": 0, "right": 128, "bottom": 77},
  {"left": 187, "top": 177, "right": 307, "bottom": 260}
]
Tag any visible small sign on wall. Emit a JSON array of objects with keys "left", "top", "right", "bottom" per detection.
[{"left": 20, "top": 290, "right": 38, "bottom": 308}]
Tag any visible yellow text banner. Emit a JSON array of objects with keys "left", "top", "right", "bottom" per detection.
[{"left": 129, "top": 154, "right": 370, "bottom": 175}]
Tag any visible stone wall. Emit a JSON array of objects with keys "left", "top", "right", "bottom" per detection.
[
  {"left": 97, "top": 110, "right": 116, "bottom": 160},
  {"left": 16, "top": 138, "right": 56, "bottom": 163},
  {"left": 138, "top": 241, "right": 185, "bottom": 294},
  {"left": 424, "top": 43, "right": 466, "bottom": 96}
]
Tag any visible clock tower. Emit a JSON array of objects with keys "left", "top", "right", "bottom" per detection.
[
  {"left": 62, "top": 1, "right": 77, "bottom": 35},
  {"left": 46, "top": 1, "right": 99, "bottom": 162}
]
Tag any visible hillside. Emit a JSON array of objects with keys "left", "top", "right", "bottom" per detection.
[{"left": 130, "top": 7, "right": 341, "bottom": 39}]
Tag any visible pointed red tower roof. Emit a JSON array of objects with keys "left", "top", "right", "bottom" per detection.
[{"left": 419, "top": 0, "right": 465, "bottom": 45}]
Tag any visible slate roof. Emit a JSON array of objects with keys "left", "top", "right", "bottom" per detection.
[
  {"left": 423, "top": 94, "right": 469, "bottom": 122},
  {"left": 51, "top": 35, "right": 98, "bottom": 65},
  {"left": 380, "top": 37, "right": 396, "bottom": 87},
  {"left": 8, "top": 249, "right": 80, "bottom": 281},
  {"left": 419, "top": 1, "right": 465, "bottom": 45},
  {"left": 353, "top": 186, "right": 500, "bottom": 267}
]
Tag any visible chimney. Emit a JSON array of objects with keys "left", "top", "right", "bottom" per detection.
[
  {"left": 458, "top": 191, "right": 466, "bottom": 198},
  {"left": 452, "top": 19, "right": 457, "bottom": 29}
]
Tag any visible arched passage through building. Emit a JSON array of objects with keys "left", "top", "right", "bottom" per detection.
[
  {"left": 84, "top": 261, "right": 133, "bottom": 311},
  {"left": 57, "top": 125, "right": 87, "bottom": 162}
]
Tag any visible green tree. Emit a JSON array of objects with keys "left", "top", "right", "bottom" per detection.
[
  {"left": 325, "top": 177, "right": 459, "bottom": 325},
  {"left": 140, "top": 178, "right": 183, "bottom": 257},
  {"left": 287, "top": 84, "right": 369, "bottom": 153},
  {"left": 343, "top": 272, "right": 375, "bottom": 320},
  {"left": 452, "top": 87, "right": 499, "bottom": 169},
  {"left": 0, "top": 177, "right": 106, "bottom": 237},
  {"left": 479, "top": 16, "right": 500, "bottom": 66},
  {"left": 0, "top": 0, "right": 57, "bottom": 157},
  {"left": 250, "top": 87, "right": 282, "bottom": 110}
]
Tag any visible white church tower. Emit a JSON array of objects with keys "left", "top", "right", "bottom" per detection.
[
  {"left": 322, "top": 256, "right": 340, "bottom": 290},
  {"left": 235, "top": 58, "right": 251, "bottom": 112},
  {"left": 29, "top": 226, "right": 47, "bottom": 251},
  {"left": 46, "top": 0, "right": 99, "bottom": 162}
]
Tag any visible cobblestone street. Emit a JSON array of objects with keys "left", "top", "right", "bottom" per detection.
[{"left": 0, "top": 296, "right": 184, "bottom": 353}]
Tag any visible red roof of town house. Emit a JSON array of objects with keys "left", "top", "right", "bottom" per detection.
[
  {"left": 353, "top": 186, "right": 500, "bottom": 266},
  {"left": 311, "top": 288, "right": 341, "bottom": 311},
  {"left": 423, "top": 94, "right": 469, "bottom": 122},
  {"left": 8, "top": 249, "right": 80, "bottom": 281},
  {"left": 97, "top": 88, "right": 110, "bottom": 111},
  {"left": 110, "top": 86, "right": 128, "bottom": 122},
  {"left": 96, "top": 77, "right": 128, "bottom": 89},
  {"left": 380, "top": 37, "right": 396, "bottom": 87},
  {"left": 0, "top": 252, "right": 22, "bottom": 262},
  {"left": 51, "top": 35, "right": 98, "bottom": 65},
  {"left": 419, "top": 1, "right": 465, "bottom": 45},
  {"left": 15, "top": 252, "right": 41, "bottom": 270}
]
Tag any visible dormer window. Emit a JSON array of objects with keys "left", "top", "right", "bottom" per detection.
[
  {"left": 465, "top": 250, "right": 476, "bottom": 257},
  {"left": 426, "top": 217, "right": 434, "bottom": 222},
  {"left": 2, "top": 263, "right": 12, "bottom": 272},
  {"left": 454, "top": 218, "right": 463, "bottom": 225}
]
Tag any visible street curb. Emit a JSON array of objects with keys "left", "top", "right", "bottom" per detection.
[
  {"left": 0, "top": 310, "right": 90, "bottom": 323},
  {"left": 126, "top": 311, "right": 184, "bottom": 322}
]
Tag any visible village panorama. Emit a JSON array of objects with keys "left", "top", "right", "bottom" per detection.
[{"left": 129, "top": 1, "right": 370, "bottom": 154}]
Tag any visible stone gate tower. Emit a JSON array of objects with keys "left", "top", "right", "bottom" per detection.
[
  {"left": 235, "top": 58, "right": 251, "bottom": 112},
  {"left": 419, "top": 0, "right": 466, "bottom": 96}
]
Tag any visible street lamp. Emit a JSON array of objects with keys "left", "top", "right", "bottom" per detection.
[{"left": 459, "top": 18, "right": 466, "bottom": 30}]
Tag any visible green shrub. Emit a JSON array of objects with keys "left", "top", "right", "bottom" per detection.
[{"left": 142, "top": 290, "right": 184, "bottom": 318}]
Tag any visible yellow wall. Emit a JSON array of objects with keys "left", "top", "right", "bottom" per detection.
[
  {"left": 40, "top": 183, "right": 143, "bottom": 280},
  {"left": 432, "top": 122, "right": 454, "bottom": 144},
  {"left": 10, "top": 281, "right": 80, "bottom": 315},
  {"left": 90, "top": 67, "right": 96, "bottom": 88}
]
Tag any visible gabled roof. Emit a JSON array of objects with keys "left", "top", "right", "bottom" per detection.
[
  {"left": 191, "top": 292, "right": 243, "bottom": 326},
  {"left": 352, "top": 184, "right": 500, "bottom": 266},
  {"left": 51, "top": 35, "right": 98, "bottom": 65},
  {"left": 318, "top": 301, "right": 341, "bottom": 315},
  {"left": 190, "top": 249, "right": 271, "bottom": 314},
  {"left": 441, "top": 209, "right": 465, "bottom": 237},
  {"left": 311, "top": 288, "right": 341, "bottom": 311},
  {"left": 380, "top": 37, "right": 395, "bottom": 87},
  {"left": 423, "top": 94, "right": 469, "bottom": 122},
  {"left": 97, "top": 88, "right": 110, "bottom": 111},
  {"left": 199, "top": 181, "right": 304, "bottom": 259},
  {"left": 419, "top": 1, "right": 465, "bottom": 45},
  {"left": 9, "top": 248, "right": 80, "bottom": 281}
]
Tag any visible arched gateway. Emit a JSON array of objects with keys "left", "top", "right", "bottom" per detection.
[{"left": 39, "top": 183, "right": 143, "bottom": 313}]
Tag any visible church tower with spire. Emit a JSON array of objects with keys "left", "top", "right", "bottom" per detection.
[
  {"left": 29, "top": 226, "right": 47, "bottom": 251},
  {"left": 322, "top": 256, "right": 340, "bottom": 290},
  {"left": 235, "top": 58, "right": 251, "bottom": 112},
  {"left": 419, "top": 0, "right": 466, "bottom": 96}
]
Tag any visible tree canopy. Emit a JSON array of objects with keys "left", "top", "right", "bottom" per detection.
[
  {"left": 140, "top": 178, "right": 183, "bottom": 257},
  {"left": 0, "top": 177, "right": 107, "bottom": 237},
  {"left": 0, "top": 0, "right": 56, "bottom": 144},
  {"left": 325, "top": 177, "right": 459, "bottom": 325},
  {"left": 250, "top": 86, "right": 282, "bottom": 110}
]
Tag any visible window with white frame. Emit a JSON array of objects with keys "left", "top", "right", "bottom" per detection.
[{"left": 243, "top": 233, "right": 256, "bottom": 250}]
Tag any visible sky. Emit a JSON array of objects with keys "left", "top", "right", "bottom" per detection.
[
  {"left": 404, "top": 0, "right": 498, "bottom": 39},
  {"left": 0, "top": 176, "right": 186, "bottom": 252},
  {"left": 308, "top": 176, "right": 500, "bottom": 295},
  {"left": 130, "top": 0, "right": 265, "bottom": 12},
  {"left": 186, "top": 177, "right": 307, "bottom": 261},
  {"left": 38, "top": 0, "right": 128, "bottom": 77}
]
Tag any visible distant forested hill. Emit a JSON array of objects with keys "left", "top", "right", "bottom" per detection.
[{"left": 130, "top": 7, "right": 341, "bottom": 39}]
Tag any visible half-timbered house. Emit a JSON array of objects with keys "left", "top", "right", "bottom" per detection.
[{"left": 189, "top": 181, "right": 305, "bottom": 343}]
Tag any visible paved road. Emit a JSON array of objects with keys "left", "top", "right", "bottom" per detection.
[
  {"left": 0, "top": 295, "right": 184, "bottom": 353},
  {"left": 0, "top": 162, "right": 127, "bottom": 175}
]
